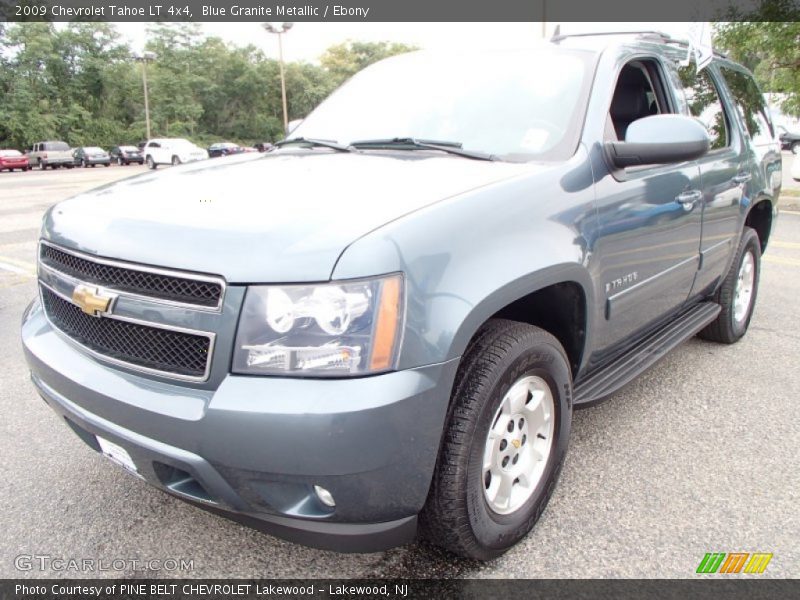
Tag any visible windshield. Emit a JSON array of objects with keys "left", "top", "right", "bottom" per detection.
[
  {"left": 0, "top": 150, "right": 22, "bottom": 157},
  {"left": 292, "top": 49, "right": 594, "bottom": 161}
]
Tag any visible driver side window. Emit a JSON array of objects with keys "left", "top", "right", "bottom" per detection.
[{"left": 607, "top": 61, "right": 667, "bottom": 141}]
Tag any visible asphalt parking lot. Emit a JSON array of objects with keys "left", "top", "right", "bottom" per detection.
[{"left": 1, "top": 158, "right": 798, "bottom": 579}]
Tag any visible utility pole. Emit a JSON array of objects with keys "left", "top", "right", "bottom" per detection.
[
  {"left": 262, "top": 22, "right": 294, "bottom": 133},
  {"left": 136, "top": 51, "right": 157, "bottom": 140}
]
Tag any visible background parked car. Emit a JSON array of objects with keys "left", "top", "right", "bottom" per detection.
[
  {"left": 0, "top": 149, "right": 30, "bottom": 172},
  {"left": 143, "top": 138, "right": 208, "bottom": 169},
  {"left": 208, "top": 142, "right": 248, "bottom": 158},
  {"left": 778, "top": 125, "right": 800, "bottom": 154},
  {"left": 72, "top": 147, "right": 111, "bottom": 168},
  {"left": 254, "top": 142, "right": 274, "bottom": 152},
  {"left": 110, "top": 145, "right": 144, "bottom": 165},
  {"left": 28, "top": 141, "right": 74, "bottom": 169}
]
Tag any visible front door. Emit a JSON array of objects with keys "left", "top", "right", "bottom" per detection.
[{"left": 591, "top": 59, "right": 703, "bottom": 354}]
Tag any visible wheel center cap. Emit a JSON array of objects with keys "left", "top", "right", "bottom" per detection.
[{"left": 511, "top": 439, "right": 521, "bottom": 449}]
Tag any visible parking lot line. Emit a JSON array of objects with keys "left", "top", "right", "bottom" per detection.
[
  {"left": 763, "top": 255, "right": 800, "bottom": 267},
  {"left": 0, "top": 257, "right": 35, "bottom": 277},
  {"left": 771, "top": 240, "right": 800, "bottom": 249}
]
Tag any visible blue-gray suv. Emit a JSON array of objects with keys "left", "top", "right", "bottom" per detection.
[{"left": 22, "top": 33, "right": 782, "bottom": 559}]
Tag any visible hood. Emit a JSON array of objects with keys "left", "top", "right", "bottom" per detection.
[{"left": 43, "top": 151, "right": 537, "bottom": 282}]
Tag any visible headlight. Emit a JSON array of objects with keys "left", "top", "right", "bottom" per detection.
[{"left": 232, "top": 274, "right": 404, "bottom": 376}]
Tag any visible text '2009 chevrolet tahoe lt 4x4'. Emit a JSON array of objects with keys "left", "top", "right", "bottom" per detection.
[{"left": 22, "top": 33, "right": 782, "bottom": 560}]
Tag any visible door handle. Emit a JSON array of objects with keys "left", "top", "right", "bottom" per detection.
[
  {"left": 733, "top": 172, "right": 752, "bottom": 184},
  {"left": 675, "top": 189, "right": 702, "bottom": 210}
]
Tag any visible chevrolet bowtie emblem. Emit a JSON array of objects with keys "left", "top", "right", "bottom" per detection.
[{"left": 72, "top": 285, "right": 114, "bottom": 316}]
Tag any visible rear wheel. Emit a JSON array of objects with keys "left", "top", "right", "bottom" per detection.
[
  {"left": 38, "top": 160, "right": 45, "bottom": 170},
  {"left": 171, "top": 155, "right": 181, "bottom": 166},
  {"left": 117, "top": 157, "right": 123, "bottom": 166},
  {"left": 420, "top": 319, "right": 572, "bottom": 560},
  {"left": 699, "top": 227, "right": 761, "bottom": 344},
  {"left": 792, "top": 141, "right": 800, "bottom": 154}
]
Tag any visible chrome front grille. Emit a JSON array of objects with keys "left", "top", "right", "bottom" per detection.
[
  {"left": 39, "top": 242, "right": 224, "bottom": 309},
  {"left": 41, "top": 287, "right": 212, "bottom": 379},
  {"left": 37, "top": 241, "right": 223, "bottom": 382}
]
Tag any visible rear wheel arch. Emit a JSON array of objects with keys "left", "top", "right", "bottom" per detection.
[{"left": 745, "top": 198, "right": 773, "bottom": 252}]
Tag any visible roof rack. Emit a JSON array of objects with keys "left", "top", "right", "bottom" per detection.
[
  {"left": 549, "top": 28, "right": 729, "bottom": 59},
  {"left": 550, "top": 30, "right": 676, "bottom": 44}
]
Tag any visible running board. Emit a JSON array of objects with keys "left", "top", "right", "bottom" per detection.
[{"left": 573, "top": 302, "right": 721, "bottom": 407}]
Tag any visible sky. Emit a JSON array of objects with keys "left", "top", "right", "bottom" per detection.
[{"left": 113, "top": 22, "right": 702, "bottom": 63}]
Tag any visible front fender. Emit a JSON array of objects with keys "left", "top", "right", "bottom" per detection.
[{"left": 332, "top": 149, "right": 597, "bottom": 371}]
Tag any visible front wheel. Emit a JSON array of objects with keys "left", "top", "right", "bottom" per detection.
[
  {"left": 146, "top": 156, "right": 157, "bottom": 170},
  {"left": 698, "top": 227, "right": 761, "bottom": 344},
  {"left": 792, "top": 141, "right": 800, "bottom": 155},
  {"left": 117, "top": 157, "right": 123, "bottom": 166},
  {"left": 420, "top": 319, "right": 572, "bottom": 560}
]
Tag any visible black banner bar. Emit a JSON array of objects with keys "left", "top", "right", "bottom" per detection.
[
  {"left": 2, "top": 0, "right": 799, "bottom": 22},
  {"left": 3, "top": 580, "right": 799, "bottom": 600}
]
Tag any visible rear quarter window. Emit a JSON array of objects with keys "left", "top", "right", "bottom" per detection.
[{"left": 718, "top": 66, "right": 774, "bottom": 146}]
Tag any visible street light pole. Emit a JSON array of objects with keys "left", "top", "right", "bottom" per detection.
[
  {"left": 136, "top": 51, "right": 157, "bottom": 140},
  {"left": 262, "top": 22, "right": 294, "bottom": 133}
]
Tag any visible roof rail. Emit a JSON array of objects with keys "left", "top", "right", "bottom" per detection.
[
  {"left": 551, "top": 30, "right": 676, "bottom": 43},
  {"left": 549, "top": 29, "right": 729, "bottom": 59}
]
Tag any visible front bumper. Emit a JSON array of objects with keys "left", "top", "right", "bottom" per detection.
[{"left": 21, "top": 300, "right": 457, "bottom": 552}]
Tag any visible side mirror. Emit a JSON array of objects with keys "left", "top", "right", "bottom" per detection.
[{"left": 605, "top": 114, "right": 710, "bottom": 168}]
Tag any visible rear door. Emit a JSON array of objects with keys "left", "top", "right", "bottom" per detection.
[{"left": 672, "top": 61, "right": 745, "bottom": 295}]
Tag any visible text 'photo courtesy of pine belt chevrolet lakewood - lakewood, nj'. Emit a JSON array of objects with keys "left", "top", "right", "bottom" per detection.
[{"left": 21, "top": 30, "right": 782, "bottom": 560}]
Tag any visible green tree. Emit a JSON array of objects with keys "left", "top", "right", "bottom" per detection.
[
  {"left": 715, "top": 2, "right": 800, "bottom": 117},
  {"left": 320, "top": 40, "right": 418, "bottom": 87}
]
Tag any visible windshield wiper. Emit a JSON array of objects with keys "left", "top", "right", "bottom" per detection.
[
  {"left": 350, "top": 137, "right": 497, "bottom": 161},
  {"left": 274, "top": 137, "right": 353, "bottom": 152}
]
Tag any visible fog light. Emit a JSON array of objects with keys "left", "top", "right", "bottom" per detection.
[{"left": 313, "top": 485, "right": 335, "bottom": 508}]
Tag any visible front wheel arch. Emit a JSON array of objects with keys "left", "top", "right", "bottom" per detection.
[{"left": 447, "top": 266, "right": 593, "bottom": 377}]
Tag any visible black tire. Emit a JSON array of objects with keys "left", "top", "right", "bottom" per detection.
[
  {"left": 117, "top": 157, "right": 123, "bottom": 166},
  {"left": 419, "top": 319, "right": 572, "bottom": 560},
  {"left": 792, "top": 141, "right": 800, "bottom": 155},
  {"left": 146, "top": 156, "right": 157, "bottom": 170},
  {"left": 38, "top": 160, "right": 45, "bottom": 170},
  {"left": 698, "top": 227, "right": 761, "bottom": 344},
  {"left": 171, "top": 155, "right": 181, "bottom": 166}
]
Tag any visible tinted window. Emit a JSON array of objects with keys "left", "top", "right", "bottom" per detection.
[
  {"left": 719, "top": 66, "right": 774, "bottom": 145},
  {"left": 678, "top": 64, "right": 728, "bottom": 150},
  {"left": 44, "top": 142, "right": 70, "bottom": 151}
]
